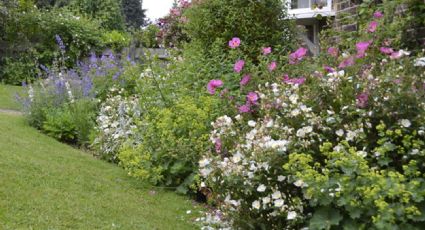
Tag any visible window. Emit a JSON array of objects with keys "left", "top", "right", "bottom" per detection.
[
  {"left": 288, "top": 0, "right": 334, "bottom": 19},
  {"left": 290, "top": 0, "right": 329, "bottom": 9},
  {"left": 291, "top": 0, "right": 310, "bottom": 9}
]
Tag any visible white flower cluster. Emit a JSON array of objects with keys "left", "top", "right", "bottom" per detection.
[{"left": 93, "top": 88, "right": 141, "bottom": 160}]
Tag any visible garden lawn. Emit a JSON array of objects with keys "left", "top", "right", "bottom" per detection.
[
  {"left": 0, "top": 84, "right": 21, "bottom": 110},
  {"left": 0, "top": 113, "right": 201, "bottom": 229}
]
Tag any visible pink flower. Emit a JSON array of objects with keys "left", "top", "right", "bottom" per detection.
[
  {"left": 170, "top": 8, "right": 181, "bottom": 16},
  {"left": 240, "top": 74, "right": 251, "bottom": 86},
  {"left": 289, "top": 47, "right": 308, "bottom": 64},
  {"left": 229, "top": 37, "right": 241, "bottom": 49},
  {"left": 390, "top": 50, "right": 410, "bottom": 60},
  {"left": 324, "top": 66, "right": 336, "bottom": 73},
  {"left": 356, "top": 41, "right": 371, "bottom": 58},
  {"left": 247, "top": 92, "right": 259, "bottom": 104},
  {"left": 390, "top": 51, "right": 402, "bottom": 59},
  {"left": 327, "top": 47, "right": 339, "bottom": 57},
  {"left": 262, "top": 47, "right": 272, "bottom": 55},
  {"left": 214, "top": 138, "right": 222, "bottom": 153},
  {"left": 373, "top": 11, "right": 383, "bottom": 19},
  {"left": 207, "top": 79, "right": 223, "bottom": 95},
  {"left": 234, "top": 60, "right": 245, "bottom": 73},
  {"left": 238, "top": 104, "right": 251, "bottom": 113},
  {"left": 367, "top": 21, "right": 378, "bottom": 33},
  {"left": 283, "top": 75, "right": 306, "bottom": 85},
  {"left": 179, "top": 0, "right": 191, "bottom": 8},
  {"left": 268, "top": 61, "right": 277, "bottom": 71},
  {"left": 356, "top": 92, "right": 369, "bottom": 108},
  {"left": 380, "top": 47, "right": 394, "bottom": 55},
  {"left": 339, "top": 56, "right": 355, "bottom": 69}
]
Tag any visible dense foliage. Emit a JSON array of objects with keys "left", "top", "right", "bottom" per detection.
[
  {"left": 183, "top": 0, "right": 296, "bottom": 58},
  {"left": 19, "top": 47, "right": 139, "bottom": 146},
  {"left": 197, "top": 1, "right": 425, "bottom": 229},
  {"left": 16, "top": 0, "right": 425, "bottom": 228},
  {"left": 0, "top": 0, "right": 147, "bottom": 84},
  {"left": 70, "top": 0, "right": 125, "bottom": 30},
  {"left": 2, "top": 7, "right": 103, "bottom": 84}
]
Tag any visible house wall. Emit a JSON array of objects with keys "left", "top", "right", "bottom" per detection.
[{"left": 333, "top": 0, "right": 361, "bottom": 32}]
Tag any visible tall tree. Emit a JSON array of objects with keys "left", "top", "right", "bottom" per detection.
[{"left": 122, "top": 0, "right": 146, "bottom": 28}]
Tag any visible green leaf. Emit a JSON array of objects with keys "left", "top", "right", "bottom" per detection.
[{"left": 309, "top": 207, "right": 343, "bottom": 230}]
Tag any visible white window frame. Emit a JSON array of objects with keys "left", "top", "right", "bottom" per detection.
[{"left": 287, "top": 0, "right": 335, "bottom": 19}]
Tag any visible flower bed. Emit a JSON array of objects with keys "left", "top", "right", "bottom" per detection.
[{"left": 198, "top": 7, "right": 425, "bottom": 229}]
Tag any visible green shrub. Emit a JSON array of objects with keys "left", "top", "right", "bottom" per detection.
[
  {"left": 1, "top": 55, "right": 38, "bottom": 84},
  {"left": 183, "top": 0, "right": 296, "bottom": 59},
  {"left": 118, "top": 96, "right": 221, "bottom": 194},
  {"left": 70, "top": 0, "right": 125, "bottom": 30},
  {"left": 0, "top": 5, "right": 103, "bottom": 84},
  {"left": 43, "top": 106, "right": 78, "bottom": 143},
  {"left": 41, "top": 99, "right": 96, "bottom": 145},
  {"left": 101, "top": 30, "right": 130, "bottom": 52},
  {"left": 140, "top": 24, "right": 160, "bottom": 48},
  {"left": 68, "top": 99, "right": 97, "bottom": 145}
]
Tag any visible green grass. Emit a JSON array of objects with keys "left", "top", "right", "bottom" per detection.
[
  {"left": 0, "top": 84, "right": 22, "bottom": 110},
  {"left": 0, "top": 114, "right": 201, "bottom": 229}
]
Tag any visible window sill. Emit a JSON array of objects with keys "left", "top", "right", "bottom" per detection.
[{"left": 288, "top": 8, "right": 335, "bottom": 19}]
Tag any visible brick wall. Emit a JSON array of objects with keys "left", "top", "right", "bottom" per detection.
[{"left": 334, "top": 0, "right": 362, "bottom": 32}]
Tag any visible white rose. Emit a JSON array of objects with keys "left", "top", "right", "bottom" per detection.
[
  {"left": 271, "top": 191, "right": 282, "bottom": 199},
  {"left": 294, "top": 179, "right": 306, "bottom": 188},
  {"left": 199, "top": 158, "right": 211, "bottom": 168},
  {"left": 400, "top": 119, "right": 411, "bottom": 128},
  {"left": 346, "top": 130, "right": 357, "bottom": 141},
  {"left": 336, "top": 129, "right": 344, "bottom": 137},
  {"left": 248, "top": 120, "right": 256, "bottom": 127},
  {"left": 257, "top": 184, "right": 267, "bottom": 192},
  {"left": 262, "top": 197, "right": 271, "bottom": 204},
  {"left": 277, "top": 175, "right": 286, "bottom": 182},
  {"left": 410, "top": 149, "right": 419, "bottom": 155},
  {"left": 252, "top": 200, "right": 261, "bottom": 210},
  {"left": 287, "top": 211, "right": 297, "bottom": 220},
  {"left": 291, "top": 109, "right": 300, "bottom": 117},
  {"left": 274, "top": 199, "right": 284, "bottom": 207}
]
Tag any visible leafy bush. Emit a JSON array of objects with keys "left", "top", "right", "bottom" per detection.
[
  {"left": 1, "top": 55, "right": 38, "bottom": 84},
  {"left": 43, "top": 106, "right": 78, "bottom": 143},
  {"left": 197, "top": 4, "right": 425, "bottom": 229},
  {"left": 19, "top": 45, "right": 137, "bottom": 146},
  {"left": 118, "top": 96, "right": 220, "bottom": 194},
  {"left": 101, "top": 30, "right": 130, "bottom": 52},
  {"left": 183, "top": 0, "right": 296, "bottom": 59},
  {"left": 0, "top": 4, "right": 103, "bottom": 84},
  {"left": 138, "top": 24, "right": 161, "bottom": 48},
  {"left": 68, "top": 99, "right": 98, "bottom": 145},
  {"left": 70, "top": 0, "right": 125, "bottom": 30}
]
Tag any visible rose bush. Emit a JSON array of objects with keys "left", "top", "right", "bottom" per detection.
[{"left": 198, "top": 4, "right": 425, "bottom": 229}]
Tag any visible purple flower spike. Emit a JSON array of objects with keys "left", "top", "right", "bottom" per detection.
[{"left": 55, "top": 35, "right": 66, "bottom": 51}]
